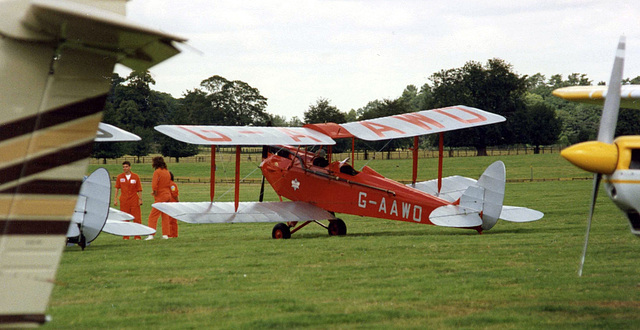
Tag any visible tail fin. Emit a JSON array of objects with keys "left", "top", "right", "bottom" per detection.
[{"left": 472, "top": 161, "right": 506, "bottom": 230}]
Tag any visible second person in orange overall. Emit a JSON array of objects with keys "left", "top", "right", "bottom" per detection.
[
  {"left": 146, "top": 156, "right": 172, "bottom": 240},
  {"left": 168, "top": 171, "right": 179, "bottom": 238}
]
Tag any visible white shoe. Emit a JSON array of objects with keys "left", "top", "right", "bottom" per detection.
[
  {"left": 145, "top": 235, "right": 154, "bottom": 240},
  {"left": 162, "top": 235, "right": 169, "bottom": 239}
]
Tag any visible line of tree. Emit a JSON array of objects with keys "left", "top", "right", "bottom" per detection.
[{"left": 93, "top": 59, "right": 640, "bottom": 161}]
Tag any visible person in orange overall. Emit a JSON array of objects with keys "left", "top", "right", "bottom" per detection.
[
  {"left": 168, "top": 171, "right": 179, "bottom": 238},
  {"left": 114, "top": 161, "right": 143, "bottom": 240},
  {"left": 146, "top": 157, "right": 172, "bottom": 240}
]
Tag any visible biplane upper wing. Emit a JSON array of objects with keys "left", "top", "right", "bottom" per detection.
[
  {"left": 0, "top": 0, "right": 183, "bottom": 326},
  {"left": 155, "top": 125, "right": 336, "bottom": 146},
  {"left": 152, "top": 201, "right": 335, "bottom": 224},
  {"left": 552, "top": 85, "right": 640, "bottom": 110},
  {"left": 410, "top": 177, "right": 544, "bottom": 222},
  {"left": 339, "top": 105, "right": 506, "bottom": 141},
  {"left": 155, "top": 105, "right": 503, "bottom": 146}
]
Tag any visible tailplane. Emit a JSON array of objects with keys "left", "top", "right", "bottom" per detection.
[{"left": 429, "top": 161, "right": 505, "bottom": 230}]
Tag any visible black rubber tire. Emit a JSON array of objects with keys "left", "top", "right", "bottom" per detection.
[
  {"left": 328, "top": 219, "right": 347, "bottom": 236},
  {"left": 272, "top": 223, "right": 291, "bottom": 239}
]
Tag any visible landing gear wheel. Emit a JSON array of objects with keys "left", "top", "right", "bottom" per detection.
[
  {"left": 272, "top": 223, "right": 291, "bottom": 239},
  {"left": 328, "top": 219, "right": 347, "bottom": 236}
]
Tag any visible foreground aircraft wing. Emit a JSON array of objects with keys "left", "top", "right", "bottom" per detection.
[
  {"left": 154, "top": 125, "right": 336, "bottom": 146},
  {"left": 339, "top": 105, "right": 505, "bottom": 141},
  {"left": 96, "top": 123, "right": 141, "bottom": 142},
  {"left": 411, "top": 176, "right": 543, "bottom": 222},
  {"left": 152, "top": 201, "right": 335, "bottom": 224},
  {"left": 0, "top": 1, "right": 184, "bottom": 326},
  {"left": 552, "top": 85, "right": 640, "bottom": 110}
]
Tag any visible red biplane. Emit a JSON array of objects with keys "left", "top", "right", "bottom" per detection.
[{"left": 153, "top": 105, "right": 543, "bottom": 238}]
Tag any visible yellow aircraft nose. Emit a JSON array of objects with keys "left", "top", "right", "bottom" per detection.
[{"left": 561, "top": 141, "right": 618, "bottom": 174}]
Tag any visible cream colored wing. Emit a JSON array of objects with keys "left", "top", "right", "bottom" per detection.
[
  {"left": 552, "top": 85, "right": 640, "bottom": 110},
  {"left": 0, "top": 0, "right": 183, "bottom": 326}
]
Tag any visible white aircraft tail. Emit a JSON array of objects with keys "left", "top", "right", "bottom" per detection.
[
  {"left": 468, "top": 161, "right": 506, "bottom": 230},
  {"left": 428, "top": 161, "right": 505, "bottom": 230}
]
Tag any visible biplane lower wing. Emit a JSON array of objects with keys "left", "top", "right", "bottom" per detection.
[
  {"left": 152, "top": 201, "right": 335, "bottom": 224},
  {"left": 411, "top": 176, "right": 543, "bottom": 222}
]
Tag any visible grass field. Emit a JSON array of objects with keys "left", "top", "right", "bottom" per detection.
[{"left": 44, "top": 153, "right": 640, "bottom": 329}]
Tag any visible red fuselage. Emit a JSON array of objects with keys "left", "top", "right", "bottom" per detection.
[{"left": 260, "top": 148, "right": 450, "bottom": 225}]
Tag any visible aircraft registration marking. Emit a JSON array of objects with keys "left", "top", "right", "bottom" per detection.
[{"left": 357, "top": 191, "right": 423, "bottom": 222}]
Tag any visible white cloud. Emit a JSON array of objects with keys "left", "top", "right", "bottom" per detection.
[{"left": 120, "top": 0, "right": 640, "bottom": 120}]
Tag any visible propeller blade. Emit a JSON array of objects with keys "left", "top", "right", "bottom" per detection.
[
  {"left": 579, "top": 173, "right": 601, "bottom": 276},
  {"left": 598, "top": 36, "right": 625, "bottom": 144}
]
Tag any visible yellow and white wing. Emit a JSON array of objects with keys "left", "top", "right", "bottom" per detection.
[
  {"left": 0, "top": 0, "right": 183, "bottom": 326},
  {"left": 553, "top": 85, "right": 640, "bottom": 110}
]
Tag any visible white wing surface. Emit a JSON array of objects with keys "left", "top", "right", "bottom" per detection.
[
  {"left": 103, "top": 220, "right": 156, "bottom": 236},
  {"left": 96, "top": 123, "right": 141, "bottom": 142},
  {"left": 499, "top": 206, "right": 545, "bottom": 223},
  {"left": 155, "top": 125, "right": 336, "bottom": 146},
  {"left": 107, "top": 208, "right": 135, "bottom": 221},
  {"left": 340, "top": 105, "right": 505, "bottom": 141},
  {"left": 410, "top": 176, "right": 477, "bottom": 202},
  {"left": 429, "top": 205, "right": 483, "bottom": 227},
  {"left": 152, "top": 201, "right": 335, "bottom": 224}
]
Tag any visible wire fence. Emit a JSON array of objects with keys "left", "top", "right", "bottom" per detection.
[{"left": 90, "top": 145, "right": 565, "bottom": 165}]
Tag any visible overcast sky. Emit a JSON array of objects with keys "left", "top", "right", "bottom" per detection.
[{"left": 118, "top": 0, "right": 640, "bottom": 120}]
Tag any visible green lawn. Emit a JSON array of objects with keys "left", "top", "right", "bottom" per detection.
[{"left": 45, "top": 153, "right": 639, "bottom": 329}]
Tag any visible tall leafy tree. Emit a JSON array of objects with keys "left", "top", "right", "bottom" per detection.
[
  {"left": 304, "top": 98, "right": 346, "bottom": 124},
  {"left": 196, "top": 75, "right": 269, "bottom": 126},
  {"left": 514, "top": 101, "right": 561, "bottom": 153},
  {"left": 429, "top": 59, "right": 527, "bottom": 155},
  {"left": 304, "top": 98, "right": 349, "bottom": 152}
]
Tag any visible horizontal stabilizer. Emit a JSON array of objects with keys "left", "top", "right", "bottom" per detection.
[
  {"left": 155, "top": 125, "right": 335, "bottom": 146},
  {"left": 412, "top": 175, "right": 544, "bottom": 223},
  {"left": 152, "top": 201, "right": 335, "bottom": 224},
  {"left": 429, "top": 205, "right": 482, "bottom": 228},
  {"left": 499, "top": 206, "right": 544, "bottom": 222},
  {"left": 96, "top": 123, "right": 141, "bottom": 142},
  {"left": 410, "top": 175, "right": 477, "bottom": 202},
  {"left": 107, "top": 208, "right": 135, "bottom": 221},
  {"left": 103, "top": 220, "right": 156, "bottom": 236}
]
